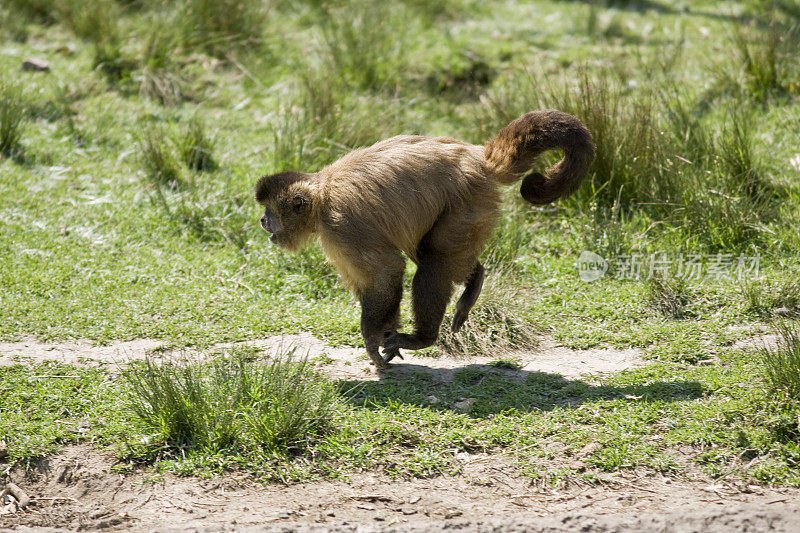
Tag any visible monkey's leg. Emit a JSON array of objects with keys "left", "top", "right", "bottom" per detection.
[
  {"left": 360, "top": 277, "right": 403, "bottom": 368},
  {"left": 383, "top": 256, "right": 455, "bottom": 353},
  {"left": 451, "top": 262, "right": 485, "bottom": 333},
  {"left": 380, "top": 282, "right": 404, "bottom": 364}
]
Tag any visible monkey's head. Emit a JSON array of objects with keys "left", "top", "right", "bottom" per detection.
[{"left": 254, "top": 171, "right": 315, "bottom": 251}]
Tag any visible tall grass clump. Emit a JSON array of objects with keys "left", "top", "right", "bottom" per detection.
[
  {"left": 269, "top": 69, "right": 395, "bottom": 172},
  {"left": 677, "top": 109, "right": 776, "bottom": 250},
  {"left": 762, "top": 322, "right": 800, "bottom": 401},
  {"left": 317, "top": 1, "right": 409, "bottom": 91},
  {"left": 482, "top": 66, "right": 781, "bottom": 251},
  {"left": 0, "top": 81, "right": 26, "bottom": 158},
  {"left": 136, "top": 18, "right": 191, "bottom": 106},
  {"left": 481, "top": 71, "right": 669, "bottom": 211},
  {"left": 177, "top": 0, "right": 266, "bottom": 57},
  {"left": 729, "top": 8, "right": 800, "bottom": 101},
  {"left": 178, "top": 117, "right": 216, "bottom": 171},
  {"left": 137, "top": 125, "right": 182, "bottom": 187},
  {"left": 438, "top": 270, "right": 539, "bottom": 358},
  {"left": 124, "top": 354, "right": 342, "bottom": 454},
  {"left": 646, "top": 274, "right": 690, "bottom": 319},
  {"left": 743, "top": 276, "right": 800, "bottom": 317}
]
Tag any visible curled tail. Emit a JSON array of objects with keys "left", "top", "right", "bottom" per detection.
[{"left": 484, "top": 109, "right": 595, "bottom": 204}]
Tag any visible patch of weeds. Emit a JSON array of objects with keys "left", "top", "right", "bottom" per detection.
[
  {"left": 487, "top": 357, "right": 523, "bottom": 371},
  {"left": 137, "top": 124, "right": 183, "bottom": 188},
  {"left": 317, "top": 1, "right": 410, "bottom": 91},
  {"left": 123, "top": 354, "right": 343, "bottom": 456},
  {"left": 269, "top": 69, "right": 392, "bottom": 171},
  {"left": 729, "top": 11, "right": 800, "bottom": 101},
  {"left": 136, "top": 18, "right": 192, "bottom": 106},
  {"left": 646, "top": 275, "right": 691, "bottom": 319},
  {"left": 438, "top": 269, "right": 539, "bottom": 358},
  {"left": 743, "top": 276, "right": 800, "bottom": 317},
  {"left": 177, "top": 117, "right": 216, "bottom": 171},
  {"left": 0, "top": 81, "right": 26, "bottom": 158},
  {"left": 177, "top": 0, "right": 267, "bottom": 57},
  {"left": 762, "top": 322, "right": 800, "bottom": 400}
]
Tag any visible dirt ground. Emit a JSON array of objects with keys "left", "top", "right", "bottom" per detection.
[
  {"left": 1, "top": 333, "right": 795, "bottom": 532},
  {"left": 0, "top": 333, "right": 648, "bottom": 381},
  {"left": 3, "top": 444, "right": 800, "bottom": 533}
]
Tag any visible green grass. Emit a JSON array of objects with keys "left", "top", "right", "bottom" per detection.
[
  {"left": 3, "top": 346, "right": 799, "bottom": 485},
  {"left": 123, "top": 353, "right": 342, "bottom": 455},
  {"left": 763, "top": 322, "right": 800, "bottom": 400},
  {"left": 1, "top": 0, "right": 800, "bottom": 487},
  {"left": 0, "top": 81, "right": 26, "bottom": 158}
]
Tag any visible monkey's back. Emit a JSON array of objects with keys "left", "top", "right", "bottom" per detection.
[{"left": 315, "top": 135, "right": 499, "bottom": 261}]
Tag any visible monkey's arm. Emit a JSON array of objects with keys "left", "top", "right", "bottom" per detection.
[{"left": 451, "top": 262, "right": 485, "bottom": 333}]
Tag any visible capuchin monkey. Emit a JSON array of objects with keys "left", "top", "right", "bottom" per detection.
[{"left": 255, "top": 110, "right": 595, "bottom": 369}]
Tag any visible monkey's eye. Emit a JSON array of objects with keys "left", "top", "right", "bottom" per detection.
[{"left": 292, "top": 196, "right": 306, "bottom": 212}]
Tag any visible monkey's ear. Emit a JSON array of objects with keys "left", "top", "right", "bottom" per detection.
[{"left": 292, "top": 192, "right": 310, "bottom": 212}]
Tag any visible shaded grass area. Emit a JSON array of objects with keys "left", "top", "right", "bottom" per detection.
[{"left": 1, "top": 343, "right": 798, "bottom": 485}]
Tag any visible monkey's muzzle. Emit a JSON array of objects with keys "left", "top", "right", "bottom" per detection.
[{"left": 259, "top": 215, "right": 278, "bottom": 243}]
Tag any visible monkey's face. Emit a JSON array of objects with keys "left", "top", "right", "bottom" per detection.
[
  {"left": 260, "top": 206, "right": 282, "bottom": 241},
  {"left": 255, "top": 171, "right": 315, "bottom": 251},
  {"left": 258, "top": 193, "right": 312, "bottom": 251}
]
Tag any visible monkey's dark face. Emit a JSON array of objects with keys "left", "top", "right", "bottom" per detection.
[
  {"left": 260, "top": 206, "right": 282, "bottom": 241},
  {"left": 255, "top": 171, "right": 314, "bottom": 251}
]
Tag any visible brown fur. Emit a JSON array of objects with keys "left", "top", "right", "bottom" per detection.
[{"left": 255, "top": 109, "right": 594, "bottom": 368}]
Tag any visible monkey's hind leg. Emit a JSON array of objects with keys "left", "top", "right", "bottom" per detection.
[
  {"left": 383, "top": 254, "right": 456, "bottom": 354},
  {"left": 452, "top": 262, "right": 485, "bottom": 333}
]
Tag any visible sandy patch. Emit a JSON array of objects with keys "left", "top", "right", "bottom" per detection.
[{"left": 0, "top": 333, "right": 646, "bottom": 381}]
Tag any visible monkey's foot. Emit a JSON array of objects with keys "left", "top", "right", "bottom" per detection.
[
  {"left": 451, "top": 309, "right": 468, "bottom": 333},
  {"left": 382, "top": 347, "right": 403, "bottom": 364},
  {"left": 366, "top": 345, "right": 391, "bottom": 369},
  {"left": 383, "top": 332, "right": 436, "bottom": 353}
]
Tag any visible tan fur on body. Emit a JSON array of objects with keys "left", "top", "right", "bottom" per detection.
[{"left": 255, "top": 109, "right": 594, "bottom": 368}]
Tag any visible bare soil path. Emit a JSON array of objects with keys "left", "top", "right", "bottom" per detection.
[
  {"left": 3, "top": 444, "right": 800, "bottom": 532},
  {"left": 0, "top": 333, "right": 646, "bottom": 381}
]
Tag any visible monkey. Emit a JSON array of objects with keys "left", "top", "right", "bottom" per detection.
[{"left": 255, "top": 109, "right": 595, "bottom": 369}]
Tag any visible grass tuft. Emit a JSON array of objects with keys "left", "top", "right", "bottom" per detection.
[
  {"left": 743, "top": 276, "right": 800, "bottom": 317},
  {"left": 0, "top": 81, "right": 26, "bottom": 158},
  {"left": 123, "top": 353, "right": 342, "bottom": 454},
  {"left": 730, "top": 10, "right": 800, "bottom": 101},
  {"left": 137, "top": 125, "right": 182, "bottom": 187},
  {"left": 762, "top": 322, "right": 800, "bottom": 401},
  {"left": 178, "top": 117, "right": 217, "bottom": 172},
  {"left": 646, "top": 275, "right": 690, "bottom": 319},
  {"left": 178, "top": 0, "right": 266, "bottom": 57},
  {"left": 438, "top": 270, "right": 539, "bottom": 358},
  {"left": 317, "top": 1, "right": 407, "bottom": 91}
]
